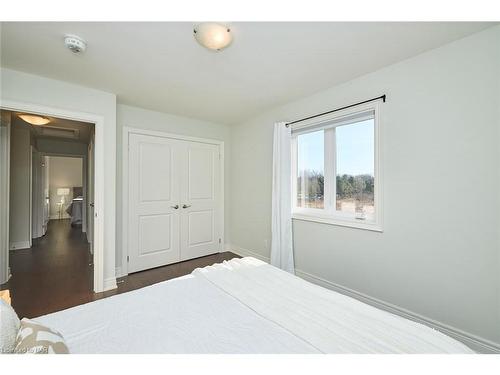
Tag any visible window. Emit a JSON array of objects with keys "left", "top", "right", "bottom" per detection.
[
  {"left": 291, "top": 102, "right": 381, "bottom": 231},
  {"left": 296, "top": 130, "right": 324, "bottom": 209}
]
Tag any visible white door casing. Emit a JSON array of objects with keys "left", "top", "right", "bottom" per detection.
[
  {"left": 29, "top": 146, "right": 33, "bottom": 247},
  {"left": 0, "top": 100, "right": 106, "bottom": 293},
  {"left": 87, "top": 134, "right": 95, "bottom": 252},
  {"left": 0, "top": 111, "right": 11, "bottom": 284},
  {"left": 125, "top": 129, "right": 224, "bottom": 274}
]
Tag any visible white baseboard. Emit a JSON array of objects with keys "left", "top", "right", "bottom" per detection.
[
  {"left": 227, "top": 244, "right": 270, "bottom": 263},
  {"left": 226, "top": 243, "right": 500, "bottom": 354},
  {"left": 9, "top": 241, "right": 31, "bottom": 250},
  {"left": 103, "top": 277, "right": 117, "bottom": 291},
  {"left": 1, "top": 267, "right": 12, "bottom": 284},
  {"left": 115, "top": 266, "right": 126, "bottom": 278}
]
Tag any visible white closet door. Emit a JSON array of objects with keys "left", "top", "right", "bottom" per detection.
[
  {"left": 179, "top": 141, "right": 221, "bottom": 261},
  {"left": 128, "top": 133, "right": 181, "bottom": 273}
]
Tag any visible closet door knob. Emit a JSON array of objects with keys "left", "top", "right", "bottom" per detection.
[
  {"left": 171, "top": 205, "right": 179, "bottom": 209},
  {"left": 182, "top": 204, "right": 191, "bottom": 209}
]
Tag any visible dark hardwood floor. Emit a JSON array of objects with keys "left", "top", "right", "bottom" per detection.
[{"left": 1, "top": 219, "right": 239, "bottom": 319}]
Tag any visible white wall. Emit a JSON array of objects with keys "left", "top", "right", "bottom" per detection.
[
  {"left": 1, "top": 68, "right": 117, "bottom": 289},
  {"left": 36, "top": 138, "right": 88, "bottom": 156},
  {"left": 48, "top": 156, "right": 83, "bottom": 219},
  {"left": 116, "top": 104, "right": 231, "bottom": 273},
  {"left": 229, "top": 26, "right": 500, "bottom": 346},
  {"left": 8, "top": 121, "right": 31, "bottom": 249}
]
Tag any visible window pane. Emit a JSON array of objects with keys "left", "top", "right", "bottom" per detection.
[
  {"left": 336, "top": 119, "right": 374, "bottom": 220},
  {"left": 297, "top": 130, "right": 324, "bottom": 209}
]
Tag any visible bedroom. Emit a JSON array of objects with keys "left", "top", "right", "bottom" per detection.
[{"left": 1, "top": 0, "right": 500, "bottom": 373}]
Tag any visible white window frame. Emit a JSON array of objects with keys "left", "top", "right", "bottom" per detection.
[{"left": 291, "top": 100, "right": 383, "bottom": 232}]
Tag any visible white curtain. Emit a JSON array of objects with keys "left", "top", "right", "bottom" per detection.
[{"left": 270, "top": 122, "right": 295, "bottom": 274}]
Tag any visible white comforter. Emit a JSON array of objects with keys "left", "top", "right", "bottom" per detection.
[{"left": 36, "top": 257, "right": 474, "bottom": 353}]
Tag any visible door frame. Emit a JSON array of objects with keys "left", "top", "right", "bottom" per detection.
[
  {"left": 121, "top": 126, "right": 225, "bottom": 276},
  {"left": 0, "top": 100, "right": 105, "bottom": 292},
  {"left": 40, "top": 153, "right": 85, "bottom": 222},
  {"left": 31, "top": 148, "right": 42, "bottom": 239},
  {"left": 87, "top": 133, "right": 95, "bottom": 252},
  {"left": 0, "top": 112, "right": 11, "bottom": 284},
  {"left": 29, "top": 146, "right": 33, "bottom": 248}
]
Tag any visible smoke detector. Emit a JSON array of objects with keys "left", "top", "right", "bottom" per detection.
[{"left": 64, "top": 34, "right": 87, "bottom": 54}]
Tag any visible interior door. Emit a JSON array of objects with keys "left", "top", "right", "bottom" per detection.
[
  {"left": 31, "top": 149, "right": 42, "bottom": 239},
  {"left": 128, "top": 133, "right": 181, "bottom": 273},
  {"left": 87, "top": 134, "right": 94, "bottom": 253},
  {"left": 179, "top": 141, "right": 221, "bottom": 261},
  {"left": 28, "top": 146, "right": 33, "bottom": 247},
  {"left": 42, "top": 156, "right": 49, "bottom": 235}
]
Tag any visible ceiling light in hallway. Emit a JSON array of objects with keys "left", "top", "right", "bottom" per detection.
[{"left": 18, "top": 114, "right": 50, "bottom": 125}]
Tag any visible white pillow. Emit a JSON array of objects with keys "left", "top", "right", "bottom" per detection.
[{"left": 0, "top": 299, "right": 21, "bottom": 354}]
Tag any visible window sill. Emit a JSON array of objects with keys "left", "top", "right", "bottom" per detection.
[{"left": 292, "top": 213, "right": 383, "bottom": 232}]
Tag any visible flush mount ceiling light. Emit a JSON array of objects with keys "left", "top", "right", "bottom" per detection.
[
  {"left": 18, "top": 114, "right": 51, "bottom": 126},
  {"left": 193, "top": 23, "right": 232, "bottom": 51},
  {"left": 64, "top": 34, "right": 87, "bottom": 54}
]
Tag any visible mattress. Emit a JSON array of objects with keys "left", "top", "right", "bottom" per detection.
[
  {"left": 35, "top": 257, "right": 474, "bottom": 354},
  {"left": 65, "top": 197, "right": 83, "bottom": 225}
]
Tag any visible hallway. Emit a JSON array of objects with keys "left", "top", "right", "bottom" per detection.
[{"left": 2, "top": 219, "right": 92, "bottom": 318}]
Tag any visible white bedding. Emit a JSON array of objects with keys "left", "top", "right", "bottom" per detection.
[
  {"left": 36, "top": 273, "right": 317, "bottom": 353},
  {"left": 36, "top": 257, "right": 474, "bottom": 354},
  {"left": 65, "top": 198, "right": 83, "bottom": 225}
]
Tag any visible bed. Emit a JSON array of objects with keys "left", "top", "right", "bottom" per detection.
[
  {"left": 65, "top": 187, "right": 83, "bottom": 225},
  {"left": 34, "top": 257, "right": 474, "bottom": 354}
]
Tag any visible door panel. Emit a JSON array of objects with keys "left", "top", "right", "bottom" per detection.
[
  {"left": 128, "top": 133, "right": 181, "bottom": 273},
  {"left": 188, "top": 148, "right": 214, "bottom": 200},
  {"left": 180, "top": 141, "right": 221, "bottom": 261},
  {"left": 139, "top": 142, "right": 172, "bottom": 202},
  {"left": 188, "top": 210, "right": 214, "bottom": 246},
  {"left": 139, "top": 214, "right": 173, "bottom": 254}
]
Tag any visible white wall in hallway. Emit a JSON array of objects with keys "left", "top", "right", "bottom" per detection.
[
  {"left": 9, "top": 121, "right": 31, "bottom": 249},
  {"left": 36, "top": 138, "right": 88, "bottom": 156}
]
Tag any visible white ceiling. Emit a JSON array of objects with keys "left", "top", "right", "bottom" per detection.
[{"left": 1, "top": 22, "right": 495, "bottom": 125}]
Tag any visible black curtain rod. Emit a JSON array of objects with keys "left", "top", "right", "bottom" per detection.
[{"left": 285, "top": 94, "right": 386, "bottom": 127}]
